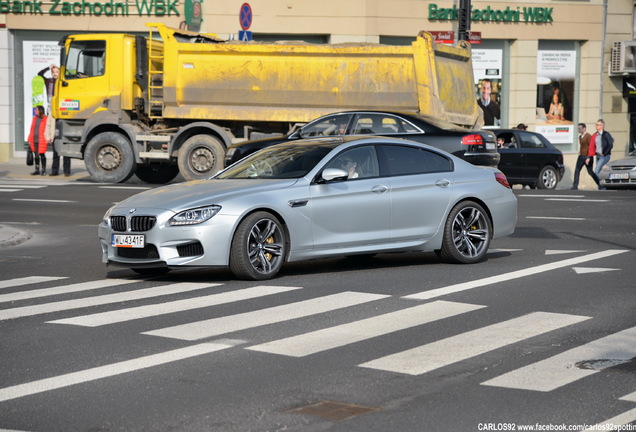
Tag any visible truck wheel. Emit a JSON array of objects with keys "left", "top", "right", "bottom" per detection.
[
  {"left": 135, "top": 164, "right": 180, "bottom": 184},
  {"left": 84, "top": 132, "right": 136, "bottom": 183},
  {"left": 177, "top": 134, "right": 225, "bottom": 181}
]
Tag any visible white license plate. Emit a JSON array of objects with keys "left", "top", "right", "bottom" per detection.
[
  {"left": 485, "top": 143, "right": 496, "bottom": 150},
  {"left": 112, "top": 234, "right": 145, "bottom": 248},
  {"left": 609, "top": 173, "right": 629, "bottom": 180}
]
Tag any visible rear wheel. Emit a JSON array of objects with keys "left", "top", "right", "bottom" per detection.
[
  {"left": 438, "top": 201, "right": 491, "bottom": 264},
  {"left": 230, "top": 212, "right": 286, "bottom": 280},
  {"left": 537, "top": 166, "right": 558, "bottom": 189},
  {"left": 135, "top": 163, "right": 180, "bottom": 184},
  {"left": 84, "top": 132, "right": 136, "bottom": 183},
  {"left": 177, "top": 134, "right": 225, "bottom": 181}
]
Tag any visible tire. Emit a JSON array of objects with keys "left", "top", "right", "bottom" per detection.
[
  {"left": 438, "top": 201, "right": 492, "bottom": 264},
  {"left": 135, "top": 163, "right": 180, "bottom": 184},
  {"left": 84, "top": 132, "right": 136, "bottom": 183},
  {"left": 229, "top": 212, "right": 286, "bottom": 280},
  {"left": 177, "top": 134, "right": 225, "bottom": 181},
  {"left": 537, "top": 165, "right": 558, "bottom": 189}
]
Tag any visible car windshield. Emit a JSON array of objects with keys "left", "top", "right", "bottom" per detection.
[{"left": 217, "top": 144, "right": 334, "bottom": 179}]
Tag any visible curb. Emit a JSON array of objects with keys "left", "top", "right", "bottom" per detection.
[{"left": 0, "top": 225, "right": 32, "bottom": 248}]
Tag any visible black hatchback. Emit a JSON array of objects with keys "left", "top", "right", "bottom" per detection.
[
  {"left": 224, "top": 110, "right": 500, "bottom": 168},
  {"left": 494, "top": 129, "right": 565, "bottom": 189}
]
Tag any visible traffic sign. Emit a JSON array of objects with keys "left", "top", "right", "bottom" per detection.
[
  {"left": 240, "top": 3, "right": 252, "bottom": 30},
  {"left": 239, "top": 30, "right": 253, "bottom": 42}
]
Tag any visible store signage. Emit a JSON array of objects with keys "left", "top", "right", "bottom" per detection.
[
  {"left": 429, "top": 31, "right": 454, "bottom": 44},
  {"left": 428, "top": 4, "right": 553, "bottom": 23},
  {"left": 0, "top": 0, "right": 180, "bottom": 16}
]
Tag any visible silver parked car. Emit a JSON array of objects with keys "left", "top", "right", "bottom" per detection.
[
  {"left": 99, "top": 137, "right": 517, "bottom": 280},
  {"left": 598, "top": 150, "right": 636, "bottom": 189}
]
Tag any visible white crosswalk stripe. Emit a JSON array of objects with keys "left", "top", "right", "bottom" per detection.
[
  {"left": 247, "top": 300, "right": 486, "bottom": 357},
  {"left": 0, "top": 279, "right": 133, "bottom": 303},
  {"left": 0, "top": 276, "right": 67, "bottom": 290},
  {"left": 48, "top": 285, "right": 302, "bottom": 327},
  {"left": 481, "top": 326, "right": 636, "bottom": 391},
  {"left": 359, "top": 312, "right": 591, "bottom": 375},
  {"left": 0, "top": 282, "right": 221, "bottom": 321},
  {"left": 143, "top": 291, "right": 390, "bottom": 341}
]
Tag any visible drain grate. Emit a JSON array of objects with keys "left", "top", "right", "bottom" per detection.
[{"left": 286, "top": 400, "right": 382, "bottom": 421}]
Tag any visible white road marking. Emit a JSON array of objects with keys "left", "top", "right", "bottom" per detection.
[
  {"left": 48, "top": 285, "right": 303, "bottom": 327},
  {"left": 0, "top": 283, "right": 221, "bottom": 321},
  {"left": 0, "top": 276, "right": 67, "bottom": 290},
  {"left": 545, "top": 198, "right": 609, "bottom": 202},
  {"left": 247, "top": 301, "right": 486, "bottom": 357},
  {"left": 12, "top": 198, "right": 75, "bottom": 203},
  {"left": 526, "top": 216, "right": 585, "bottom": 220},
  {"left": 0, "top": 342, "right": 236, "bottom": 403},
  {"left": 0, "top": 279, "right": 134, "bottom": 303},
  {"left": 359, "top": 312, "right": 590, "bottom": 376},
  {"left": 481, "top": 326, "right": 636, "bottom": 392},
  {"left": 403, "top": 249, "right": 629, "bottom": 300},
  {"left": 572, "top": 267, "right": 620, "bottom": 274},
  {"left": 545, "top": 250, "right": 585, "bottom": 255},
  {"left": 0, "top": 189, "right": 22, "bottom": 192},
  {"left": 143, "top": 291, "right": 390, "bottom": 341}
]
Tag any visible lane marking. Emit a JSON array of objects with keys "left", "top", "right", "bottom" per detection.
[
  {"left": 527, "top": 216, "right": 585, "bottom": 220},
  {"left": 0, "top": 279, "right": 134, "bottom": 303},
  {"left": 482, "top": 326, "right": 636, "bottom": 392},
  {"left": 545, "top": 250, "right": 585, "bottom": 255},
  {"left": 12, "top": 199, "right": 75, "bottom": 203},
  {"left": 545, "top": 198, "right": 609, "bottom": 202},
  {"left": 248, "top": 301, "right": 486, "bottom": 357},
  {"left": 0, "top": 283, "right": 221, "bottom": 321},
  {"left": 359, "top": 312, "right": 590, "bottom": 376},
  {"left": 48, "top": 285, "right": 303, "bottom": 327},
  {"left": 0, "top": 342, "right": 236, "bottom": 403},
  {"left": 143, "top": 291, "right": 390, "bottom": 341},
  {"left": 572, "top": 267, "right": 620, "bottom": 274},
  {"left": 403, "top": 249, "right": 629, "bottom": 300},
  {"left": 0, "top": 276, "right": 67, "bottom": 290}
]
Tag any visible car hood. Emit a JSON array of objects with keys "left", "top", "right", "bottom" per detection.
[
  {"left": 115, "top": 178, "right": 299, "bottom": 212},
  {"left": 607, "top": 155, "right": 636, "bottom": 167}
]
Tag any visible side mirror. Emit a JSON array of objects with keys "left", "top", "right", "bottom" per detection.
[{"left": 321, "top": 168, "right": 349, "bottom": 182}]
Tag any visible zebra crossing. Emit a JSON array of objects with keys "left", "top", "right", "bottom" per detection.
[{"left": 1, "top": 274, "right": 635, "bottom": 427}]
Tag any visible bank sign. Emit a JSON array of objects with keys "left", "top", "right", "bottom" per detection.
[
  {"left": 1, "top": 0, "right": 179, "bottom": 16},
  {"left": 428, "top": 3, "right": 553, "bottom": 23}
]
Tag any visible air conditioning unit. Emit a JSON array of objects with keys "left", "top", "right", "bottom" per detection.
[{"left": 610, "top": 41, "right": 636, "bottom": 76}]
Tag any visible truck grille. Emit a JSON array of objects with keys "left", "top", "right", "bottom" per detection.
[{"left": 110, "top": 216, "right": 157, "bottom": 232}]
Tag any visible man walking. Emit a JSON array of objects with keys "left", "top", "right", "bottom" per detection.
[
  {"left": 588, "top": 119, "right": 613, "bottom": 181},
  {"left": 572, "top": 123, "right": 601, "bottom": 190}
]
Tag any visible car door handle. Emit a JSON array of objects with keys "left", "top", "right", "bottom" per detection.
[
  {"left": 435, "top": 179, "right": 451, "bottom": 188},
  {"left": 371, "top": 185, "right": 389, "bottom": 194}
]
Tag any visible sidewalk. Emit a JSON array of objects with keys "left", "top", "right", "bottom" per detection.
[{"left": 0, "top": 157, "right": 92, "bottom": 248}]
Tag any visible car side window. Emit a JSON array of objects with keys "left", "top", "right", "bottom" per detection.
[
  {"left": 324, "top": 146, "right": 380, "bottom": 179},
  {"left": 380, "top": 145, "right": 452, "bottom": 176},
  {"left": 351, "top": 114, "right": 421, "bottom": 135},
  {"left": 496, "top": 132, "right": 516, "bottom": 148},
  {"left": 299, "top": 114, "right": 353, "bottom": 137},
  {"left": 519, "top": 132, "right": 546, "bottom": 148}
]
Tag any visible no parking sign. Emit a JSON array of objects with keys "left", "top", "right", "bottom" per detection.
[{"left": 238, "top": 3, "right": 253, "bottom": 41}]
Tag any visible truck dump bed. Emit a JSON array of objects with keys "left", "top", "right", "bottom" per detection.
[{"left": 152, "top": 24, "right": 482, "bottom": 128}]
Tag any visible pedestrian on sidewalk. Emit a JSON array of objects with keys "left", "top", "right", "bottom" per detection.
[
  {"left": 588, "top": 119, "right": 613, "bottom": 181},
  {"left": 571, "top": 123, "right": 601, "bottom": 190},
  {"left": 27, "top": 105, "right": 54, "bottom": 176}
]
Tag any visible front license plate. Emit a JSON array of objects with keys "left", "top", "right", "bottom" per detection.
[
  {"left": 609, "top": 173, "right": 629, "bottom": 180},
  {"left": 112, "top": 234, "right": 145, "bottom": 248}
]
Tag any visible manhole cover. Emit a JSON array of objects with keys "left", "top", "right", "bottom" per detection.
[
  {"left": 286, "top": 400, "right": 382, "bottom": 421},
  {"left": 576, "top": 359, "right": 631, "bottom": 370}
]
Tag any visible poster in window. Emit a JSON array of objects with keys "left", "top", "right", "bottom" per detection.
[{"left": 536, "top": 50, "right": 575, "bottom": 144}]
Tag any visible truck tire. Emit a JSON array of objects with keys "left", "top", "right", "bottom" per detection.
[
  {"left": 177, "top": 134, "right": 225, "bottom": 181},
  {"left": 135, "top": 163, "right": 180, "bottom": 184},
  {"left": 84, "top": 132, "right": 136, "bottom": 183}
]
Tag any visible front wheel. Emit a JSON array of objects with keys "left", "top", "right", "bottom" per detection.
[
  {"left": 229, "top": 212, "right": 286, "bottom": 280},
  {"left": 84, "top": 132, "right": 136, "bottom": 183},
  {"left": 177, "top": 135, "right": 225, "bottom": 181},
  {"left": 537, "top": 166, "right": 558, "bottom": 189},
  {"left": 438, "top": 201, "right": 492, "bottom": 264}
]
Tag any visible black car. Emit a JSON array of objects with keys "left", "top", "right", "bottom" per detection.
[
  {"left": 494, "top": 129, "right": 565, "bottom": 189},
  {"left": 224, "top": 111, "right": 500, "bottom": 168}
]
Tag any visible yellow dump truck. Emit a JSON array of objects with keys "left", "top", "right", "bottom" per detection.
[{"left": 52, "top": 23, "right": 482, "bottom": 183}]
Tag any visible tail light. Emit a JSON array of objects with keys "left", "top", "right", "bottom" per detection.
[
  {"left": 495, "top": 172, "right": 511, "bottom": 189},
  {"left": 462, "top": 134, "right": 484, "bottom": 146}
]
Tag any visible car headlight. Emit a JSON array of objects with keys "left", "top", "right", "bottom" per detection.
[{"left": 169, "top": 205, "right": 221, "bottom": 226}]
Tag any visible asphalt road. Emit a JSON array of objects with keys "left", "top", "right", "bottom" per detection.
[{"left": 0, "top": 177, "right": 634, "bottom": 432}]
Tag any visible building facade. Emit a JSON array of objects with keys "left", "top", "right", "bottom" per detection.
[{"left": 1, "top": 1, "right": 634, "bottom": 188}]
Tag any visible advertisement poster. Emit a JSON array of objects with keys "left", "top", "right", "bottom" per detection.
[
  {"left": 473, "top": 49, "right": 503, "bottom": 127},
  {"left": 536, "top": 50, "right": 576, "bottom": 144},
  {"left": 22, "top": 41, "right": 61, "bottom": 143}
]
